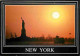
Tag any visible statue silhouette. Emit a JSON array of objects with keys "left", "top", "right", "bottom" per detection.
[{"left": 21, "top": 17, "right": 26, "bottom": 38}]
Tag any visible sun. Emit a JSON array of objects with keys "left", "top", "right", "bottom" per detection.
[{"left": 52, "top": 12, "right": 60, "bottom": 19}]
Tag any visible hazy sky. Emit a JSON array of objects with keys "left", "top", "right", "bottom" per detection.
[{"left": 5, "top": 5, "right": 75, "bottom": 39}]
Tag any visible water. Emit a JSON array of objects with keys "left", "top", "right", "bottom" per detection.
[{"left": 7, "top": 41, "right": 74, "bottom": 45}]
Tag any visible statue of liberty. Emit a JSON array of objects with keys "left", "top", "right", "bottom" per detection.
[
  {"left": 21, "top": 17, "right": 26, "bottom": 38},
  {"left": 21, "top": 17, "right": 25, "bottom": 29}
]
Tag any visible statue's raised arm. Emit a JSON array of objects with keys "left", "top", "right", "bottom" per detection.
[
  {"left": 21, "top": 17, "right": 23, "bottom": 20},
  {"left": 21, "top": 17, "right": 25, "bottom": 29}
]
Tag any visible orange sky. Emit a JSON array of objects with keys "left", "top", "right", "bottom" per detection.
[{"left": 5, "top": 5, "right": 75, "bottom": 39}]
